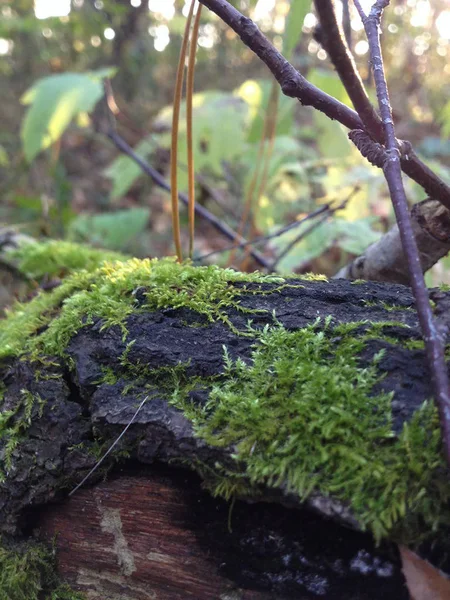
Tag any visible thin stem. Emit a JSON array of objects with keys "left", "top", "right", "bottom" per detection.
[
  {"left": 354, "top": 0, "right": 450, "bottom": 464},
  {"left": 186, "top": 2, "right": 202, "bottom": 259},
  {"left": 171, "top": 1, "right": 196, "bottom": 261},
  {"left": 106, "top": 129, "right": 273, "bottom": 270}
]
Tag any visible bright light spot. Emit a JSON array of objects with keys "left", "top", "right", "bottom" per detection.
[
  {"left": 303, "top": 13, "right": 317, "bottom": 29},
  {"left": 149, "top": 24, "right": 170, "bottom": 52},
  {"left": 104, "top": 27, "right": 115, "bottom": 40},
  {"left": 94, "top": 0, "right": 103, "bottom": 8},
  {"left": 182, "top": 1, "right": 200, "bottom": 17},
  {"left": 2, "top": 6, "right": 12, "bottom": 17},
  {"left": 253, "top": 0, "right": 275, "bottom": 21},
  {"left": 437, "top": 45, "right": 447, "bottom": 56},
  {"left": 356, "top": 0, "right": 375, "bottom": 13},
  {"left": 388, "top": 24, "right": 398, "bottom": 33},
  {"left": 42, "top": 27, "right": 53, "bottom": 38},
  {"left": 198, "top": 23, "right": 218, "bottom": 49},
  {"left": 354, "top": 40, "right": 369, "bottom": 55},
  {"left": 131, "top": 0, "right": 141, "bottom": 6},
  {"left": 91, "top": 35, "right": 101, "bottom": 47},
  {"left": 73, "top": 40, "right": 85, "bottom": 52},
  {"left": 308, "top": 39, "right": 320, "bottom": 54},
  {"left": 273, "top": 15, "right": 285, "bottom": 34},
  {"left": 149, "top": 0, "right": 175, "bottom": 20},
  {"left": 436, "top": 11, "right": 450, "bottom": 39},
  {"left": 410, "top": 0, "right": 431, "bottom": 27},
  {"left": 35, "top": 0, "right": 71, "bottom": 19},
  {"left": 317, "top": 49, "right": 327, "bottom": 61},
  {"left": 0, "top": 38, "right": 13, "bottom": 56},
  {"left": 73, "top": 0, "right": 84, "bottom": 6},
  {"left": 351, "top": 18, "right": 364, "bottom": 32}
]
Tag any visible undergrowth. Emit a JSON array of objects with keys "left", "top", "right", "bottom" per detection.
[{"left": 0, "top": 540, "right": 85, "bottom": 600}]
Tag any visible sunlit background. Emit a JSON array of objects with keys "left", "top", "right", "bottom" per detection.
[
  {"left": 10, "top": 0, "right": 447, "bottom": 57},
  {"left": 0, "top": 0, "right": 449, "bottom": 281}
]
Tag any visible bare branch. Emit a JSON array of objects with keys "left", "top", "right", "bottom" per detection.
[
  {"left": 313, "top": 0, "right": 383, "bottom": 141},
  {"left": 354, "top": 0, "right": 450, "bottom": 465},
  {"left": 335, "top": 198, "right": 450, "bottom": 283},
  {"left": 197, "top": 0, "right": 450, "bottom": 208}
]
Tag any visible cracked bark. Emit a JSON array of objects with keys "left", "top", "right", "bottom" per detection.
[{"left": 1, "top": 278, "right": 450, "bottom": 598}]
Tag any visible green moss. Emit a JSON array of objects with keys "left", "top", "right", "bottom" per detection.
[
  {"left": 8, "top": 239, "right": 126, "bottom": 281},
  {"left": 0, "top": 389, "right": 46, "bottom": 480},
  {"left": 0, "top": 540, "right": 85, "bottom": 600},
  {"left": 160, "top": 320, "right": 450, "bottom": 543},
  {"left": 362, "top": 299, "right": 414, "bottom": 312}
]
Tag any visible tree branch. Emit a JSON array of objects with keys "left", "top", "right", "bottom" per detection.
[{"left": 353, "top": 0, "right": 450, "bottom": 465}]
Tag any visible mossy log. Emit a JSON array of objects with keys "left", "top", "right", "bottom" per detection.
[{"left": 1, "top": 255, "right": 450, "bottom": 599}]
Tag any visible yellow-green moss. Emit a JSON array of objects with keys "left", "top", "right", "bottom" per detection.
[
  {"left": 7, "top": 239, "right": 127, "bottom": 281},
  {"left": 0, "top": 255, "right": 284, "bottom": 361},
  {"left": 0, "top": 540, "right": 85, "bottom": 600}
]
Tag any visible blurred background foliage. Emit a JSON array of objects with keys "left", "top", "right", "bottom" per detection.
[{"left": 0, "top": 0, "right": 449, "bottom": 278}]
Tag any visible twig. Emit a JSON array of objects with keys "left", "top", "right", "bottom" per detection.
[
  {"left": 196, "top": 0, "right": 450, "bottom": 208},
  {"left": 196, "top": 203, "right": 332, "bottom": 261},
  {"left": 353, "top": 0, "right": 450, "bottom": 465},
  {"left": 106, "top": 129, "right": 272, "bottom": 271},
  {"left": 270, "top": 197, "right": 349, "bottom": 271},
  {"left": 270, "top": 213, "right": 330, "bottom": 271}
]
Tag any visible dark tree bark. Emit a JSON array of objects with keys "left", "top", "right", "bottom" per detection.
[{"left": 1, "top": 277, "right": 450, "bottom": 598}]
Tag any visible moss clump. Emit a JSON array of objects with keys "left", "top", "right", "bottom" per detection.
[
  {"left": 0, "top": 540, "right": 85, "bottom": 600},
  {"left": 0, "top": 389, "right": 45, "bottom": 480},
  {"left": 8, "top": 239, "right": 127, "bottom": 281},
  {"left": 0, "top": 255, "right": 284, "bottom": 361},
  {"left": 165, "top": 320, "right": 449, "bottom": 543}
]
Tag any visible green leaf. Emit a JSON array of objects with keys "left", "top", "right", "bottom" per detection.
[
  {"left": 439, "top": 100, "right": 450, "bottom": 138},
  {"left": 104, "top": 137, "right": 158, "bottom": 200},
  {"left": 283, "top": 0, "right": 311, "bottom": 59},
  {"left": 20, "top": 68, "right": 117, "bottom": 162},
  {"left": 334, "top": 217, "right": 382, "bottom": 255},
  {"left": 271, "top": 219, "right": 333, "bottom": 271},
  {"left": 308, "top": 68, "right": 352, "bottom": 106},
  {"left": 236, "top": 79, "right": 295, "bottom": 144},
  {"left": 67, "top": 208, "right": 150, "bottom": 251}
]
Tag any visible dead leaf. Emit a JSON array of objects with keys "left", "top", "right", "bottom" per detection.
[{"left": 400, "top": 545, "right": 450, "bottom": 600}]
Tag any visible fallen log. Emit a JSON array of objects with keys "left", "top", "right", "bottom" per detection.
[{"left": 1, "top": 251, "right": 450, "bottom": 598}]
